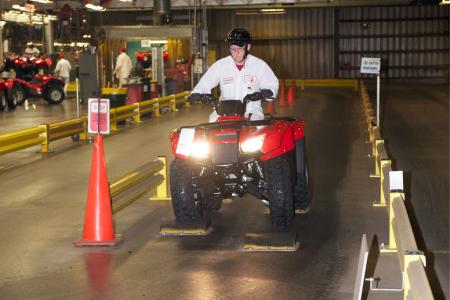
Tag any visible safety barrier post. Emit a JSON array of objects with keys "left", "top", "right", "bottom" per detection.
[
  {"left": 79, "top": 116, "right": 88, "bottom": 140},
  {"left": 40, "top": 124, "right": 49, "bottom": 153},
  {"left": 170, "top": 95, "right": 177, "bottom": 112},
  {"left": 133, "top": 103, "right": 142, "bottom": 124},
  {"left": 148, "top": 156, "right": 171, "bottom": 201},
  {"left": 110, "top": 109, "right": 119, "bottom": 132},
  {"left": 376, "top": 159, "right": 391, "bottom": 207},
  {"left": 154, "top": 101, "right": 160, "bottom": 117}
]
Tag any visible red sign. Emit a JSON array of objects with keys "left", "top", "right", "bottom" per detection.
[{"left": 88, "top": 98, "right": 110, "bottom": 134}]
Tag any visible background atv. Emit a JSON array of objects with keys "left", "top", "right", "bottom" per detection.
[
  {"left": 169, "top": 93, "right": 310, "bottom": 228},
  {"left": 3, "top": 56, "right": 65, "bottom": 105}
]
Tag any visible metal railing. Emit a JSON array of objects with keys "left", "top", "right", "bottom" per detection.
[
  {"left": 0, "top": 91, "right": 190, "bottom": 156},
  {"left": 110, "top": 157, "right": 170, "bottom": 214},
  {"left": 284, "top": 79, "right": 359, "bottom": 91},
  {"left": 358, "top": 80, "right": 434, "bottom": 299}
]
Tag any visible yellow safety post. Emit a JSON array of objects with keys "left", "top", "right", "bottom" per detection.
[
  {"left": 110, "top": 108, "right": 119, "bottom": 132},
  {"left": 133, "top": 103, "right": 142, "bottom": 124},
  {"left": 381, "top": 191, "right": 405, "bottom": 252},
  {"left": 39, "top": 124, "right": 49, "bottom": 153},
  {"left": 374, "top": 159, "right": 391, "bottom": 207},
  {"left": 170, "top": 95, "right": 177, "bottom": 112},
  {"left": 148, "top": 156, "right": 171, "bottom": 201},
  {"left": 79, "top": 116, "right": 88, "bottom": 140},
  {"left": 154, "top": 101, "right": 160, "bottom": 117}
]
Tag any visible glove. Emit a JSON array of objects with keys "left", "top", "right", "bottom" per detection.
[
  {"left": 244, "top": 89, "right": 274, "bottom": 102},
  {"left": 243, "top": 92, "right": 263, "bottom": 102},
  {"left": 260, "top": 89, "right": 273, "bottom": 99},
  {"left": 188, "top": 93, "right": 202, "bottom": 103},
  {"left": 202, "top": 94, "right": 213, "bottom": 104}
]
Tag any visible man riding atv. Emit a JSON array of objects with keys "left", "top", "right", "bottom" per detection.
[
  {"left": 169, "top": 29, "right": 309, "bottom": 229},
  {"left": 190, "top": 28, "right": 279, "bottom": 122}
]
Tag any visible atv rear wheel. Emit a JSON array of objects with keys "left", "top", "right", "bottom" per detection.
[
  {"left": 293, "top": 138, "right": 310, "bottom": 211},
  {"left": 0, "top": 92, "right": 6, "bottom": 110},
  {"left": 10, "top": 85, "right": 26, "bottom": 105},
  {"left": 45, "top": 85, "right": 65, "bottom": 104},
  {"left": 264, "top": 155, "right": 294, "bottom": 228},
  {"left": 170, "top": 158, "right": 203, "bottom": 220}
]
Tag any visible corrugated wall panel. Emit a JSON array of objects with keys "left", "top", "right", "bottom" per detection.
[
  {"left": 209, "top": 5, "right": 448, "bottom": 79},
  {"left": 209, "top": 8, "right": 335, "bottom": 78}
]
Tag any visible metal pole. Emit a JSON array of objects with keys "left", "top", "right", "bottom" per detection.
[
  {"left": 76, "top": 78, "right": 80, "bottom": 118},
  {"left": 376, "top": 75, "right": 380, "bottom": 127},
  {"left": 111, "top": 50, "right": 114, "bottom": 87}
]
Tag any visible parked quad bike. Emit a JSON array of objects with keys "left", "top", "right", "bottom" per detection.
[
  {"left": 2, "top": 56, "right": 65, "bottom": 105},
  {"left": 169, "top": 92, "right": 310, "bottom": 229}
]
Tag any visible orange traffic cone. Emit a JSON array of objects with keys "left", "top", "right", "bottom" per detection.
[
  {"left": 266, "top": 100, "right": 276, "bottom": 115},
  {"left": 279, "top": 80, "right": 288, "bottom": 107},
  {"left": 74, "top": 135, "right": 123, "bottom": 247},
  {"left": 287, "top": 84, "right": 296, "bottom": 104}
]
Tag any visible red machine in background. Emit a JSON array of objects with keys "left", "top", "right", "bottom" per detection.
[{"left": 2, "top": 55, "right": 65, "bottom": 105}]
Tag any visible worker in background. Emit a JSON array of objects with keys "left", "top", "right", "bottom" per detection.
[
  {"left": 24, "top": 43, "right": 40, "bottom": 57},
  {"left": 54, "top": 53, "right": 72, "bottom": 95},
  {"left": 190, "top": 28, "right": 278, "bottom": 122},
  {"left": 113, "top": 47, "right": 132, "bottom": 88}
]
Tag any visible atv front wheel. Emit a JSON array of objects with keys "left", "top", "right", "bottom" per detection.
[
  {"left": 264, "top": 155, "right": 294, "bottom": 228},
  {"left": 170, "top": 158, "right": 202, "bottom": 220},
  {"left": 10, "top": 85, "right": 25, "bottom": 106},
  {"left": 293, "top": 138, "right": 310, "bottom": 211},
  {"left": 0, "top": 92, "right": 6, "bottom": 110},
  {"left": 45, "top": 85, "right": 65, "bottom": 104}
]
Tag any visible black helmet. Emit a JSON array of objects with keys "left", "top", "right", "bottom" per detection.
[{"left": 225, "top": 28, "right": 252, "bottom": 47}]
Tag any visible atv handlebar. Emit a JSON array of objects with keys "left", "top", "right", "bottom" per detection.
[{"left": 188, "top": 89, "right": 274, "bottom": 105}]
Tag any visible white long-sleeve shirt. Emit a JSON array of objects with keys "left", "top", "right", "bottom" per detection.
[
  {"left": 114, "top": 52, "right": 132, "bottom": 79},
  {"left": 191, "top": 54, "right": 279, "bottom": 120},
  {"left": 54, "top": 58, "right": 71, "bottom": 78}
]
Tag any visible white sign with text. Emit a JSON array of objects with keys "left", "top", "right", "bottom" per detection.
[{"left": 360, "top": 57, "right": 381, "bottom": 74}]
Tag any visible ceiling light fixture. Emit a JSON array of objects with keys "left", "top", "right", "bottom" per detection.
[
  {"left": 85, "top": 3, "right": 106, "bottom": 11},
  {"left": 30, "top": 0, "right": 54, "bottom": 4}
]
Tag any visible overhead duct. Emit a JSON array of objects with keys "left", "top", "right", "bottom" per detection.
[{"left": 153, "top": 0, "right": 171, "bottom": 25}]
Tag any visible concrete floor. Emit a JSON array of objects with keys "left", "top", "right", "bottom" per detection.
[{"left": 0, "top": 82, "right": 445, "bottom": 299}]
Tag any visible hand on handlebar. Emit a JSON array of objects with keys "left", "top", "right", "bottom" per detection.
[
  {"left": 243, "top": 89, "right": 274, "bottom": 102},
  {"left": 188, "top": 93, "right": 213, "bottom": 104}
]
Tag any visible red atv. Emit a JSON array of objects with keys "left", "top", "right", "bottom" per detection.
[
  {"left": 3, "top": 56, "right": 65, "bottom": 105},
  {"left": 169, "top": 92, "right": 310, "bottom": 228}
]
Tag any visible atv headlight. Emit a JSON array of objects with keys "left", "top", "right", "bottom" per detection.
[
  {"left": 241, "top": 134, "right": 265, "bottom": 153},
  {"left": 191, "top": 141, "right": 209, "bottom": 158}
]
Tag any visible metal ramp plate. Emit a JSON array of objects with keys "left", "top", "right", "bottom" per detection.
[
  {"left": 242, "top": 231, "right": 299, "bottom": 252},
  {"left": 160, "top": 219, "right": 212, "bottom": 236},
  {"left": 263, "top": 206, "right": 310, "bottom": 215}
]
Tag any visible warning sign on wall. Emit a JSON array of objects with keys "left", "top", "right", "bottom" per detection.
[
  {"left": 88, "top": 98, "right": 110, "bottom": 134},
  {"left": 360, "top": 57, "right": 381, "bottom": 74}
]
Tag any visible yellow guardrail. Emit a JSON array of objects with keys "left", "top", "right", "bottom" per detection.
[
  {"left": 158, "top": 95, "right": 177, "bottom": 111},
  {"left": 360, "top": 79, "right": 434, "bottom": 299},
  {"left": 0, "top": 125, "right": 47, "bottom": 154},
  {"left": 284, "top": 79, "right": 359, "bottom": 91},
  {"left": 110, "top": 156, "right": 169, "bottom": 214},
  {"left": 0, "top": 91, "right": 191, "bottom": 157},
  {"left": 174, "top": 91, "right": 190, "bottom": 107},
  {"left": 40, "top": 117, "right": 88, "bottom": 152}
]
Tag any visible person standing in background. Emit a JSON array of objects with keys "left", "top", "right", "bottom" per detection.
[
  {"left": 24, "top": 43, "right": 40, "bottom": 57},
  {"left": 113, "top": 47, "right": 132, "bottom": 88},
  {"left": 54, "top": 53, "right": 72, "bottom": 95}
]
